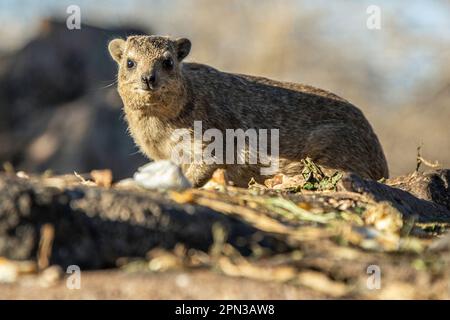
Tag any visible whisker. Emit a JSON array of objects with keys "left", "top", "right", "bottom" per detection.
[
  {"left": 129, "top": 150, "right": 142, "bottom": 156},
  {"left": 96, "top": 79, "right": 118, "bottom": 90}
]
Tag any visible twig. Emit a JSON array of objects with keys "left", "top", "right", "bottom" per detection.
[
  {"left": 416, "top": 145, "right": 440, "bottom": 171},
  {"left": 37, "top": 224, "right": 55, "bottom": 270}
]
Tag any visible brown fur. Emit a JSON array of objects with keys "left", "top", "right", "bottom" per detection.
[{"left": 109, "top": 35, "right": 389, "bottom": 187}]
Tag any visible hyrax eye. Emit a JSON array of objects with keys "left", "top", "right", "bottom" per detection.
[
  {"left": 127, "top": 59, "right": 135, "bottom": 69},
  {"left": 162, "top": 58, "right": 174, "bottom": 70}
]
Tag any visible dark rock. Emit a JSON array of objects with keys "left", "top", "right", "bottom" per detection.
[
  {"left": 0, "top": 19, "right": 149, "bottom": 178},
  {"left": 0, "top": 173, "right": 287, "bottom": 269},
  {"left": 339, "top": 170, "right": 450, "bottom": 222}
]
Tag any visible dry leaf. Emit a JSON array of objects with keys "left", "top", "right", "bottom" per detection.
[
  {"left": 170, "top": 190, "right": 195, "bottom": 204},
  {"left": 264, "top": 174, "right": 285, "bottom": 188},
  {"left": 90, "top": 169, "right": 113, "bottom": 188}
]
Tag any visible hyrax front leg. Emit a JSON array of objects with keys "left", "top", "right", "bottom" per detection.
[{"left": 182, "top": 163, "right": 220, "bottom": 187}]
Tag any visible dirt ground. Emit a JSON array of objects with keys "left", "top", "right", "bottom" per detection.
[{"left": 0, "top": 269, "right": 325, "bottom": 300}]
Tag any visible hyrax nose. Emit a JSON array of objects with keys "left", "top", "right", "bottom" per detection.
[{"left": 141, "top": 72, "right": 157, "bottom": 89}]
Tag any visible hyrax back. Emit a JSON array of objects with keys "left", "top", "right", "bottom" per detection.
[{"left": 109, "top": 35, "right": 389, "bottom": 187}]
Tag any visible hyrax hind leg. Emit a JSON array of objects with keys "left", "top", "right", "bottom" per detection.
[{"left": 299, "top": 124, "right": 386, "bottom": 180}]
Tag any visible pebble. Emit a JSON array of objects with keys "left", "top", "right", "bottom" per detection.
[{"left": 133, "top": 160, "right": 192, "bottom": 190}]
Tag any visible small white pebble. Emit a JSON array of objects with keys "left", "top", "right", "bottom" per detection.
[
  {"left": 175, "top": 273, "right": 190, "bottom": 288},
  {"left": 0, "top": 260, "right": 18, "bottom": 283},
  {"left": 16, "top": 171, "right": 30, "bottom": 179},
  {"left": 134, "top": 160, "right": 192, "bottom": 190}
]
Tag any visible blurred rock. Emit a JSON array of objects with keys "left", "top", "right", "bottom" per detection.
[
  {"left": 0, "top": 19, "right": 148, "bottom": 178},
  {"left": 0, "top": 173, "right": 284, "bottom": 269},
  {"left": 20, "top": 89, "right": 146, "bottom": 178}
]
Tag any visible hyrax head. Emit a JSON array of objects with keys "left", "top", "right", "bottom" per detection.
[{"left": 108, "top": 35, "right": 191, "bottom": 113}]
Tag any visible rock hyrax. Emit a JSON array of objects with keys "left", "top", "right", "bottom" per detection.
[{"left": 109, "top": 35, "right": 389, "bottom": 187}]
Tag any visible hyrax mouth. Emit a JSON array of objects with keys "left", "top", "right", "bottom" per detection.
[
  {"left": 135, "top": 87, "right": 153, "bottom": 93},
  {"left": 133, "top": 84, "right": 160, "bottom": 94}
]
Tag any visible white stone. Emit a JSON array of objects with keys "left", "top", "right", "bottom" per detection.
[{"left": 133, "top": 160, "right": 192, "bottom": 190}]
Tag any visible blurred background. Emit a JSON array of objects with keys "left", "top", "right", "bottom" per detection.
[{"left": 0, "top": 0, "right": 448, "bottom": 179}]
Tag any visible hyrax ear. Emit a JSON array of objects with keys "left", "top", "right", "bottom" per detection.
[
  {"left": 175, "top": 38, "right": 191, "bottom": 61},
  {"left": 108, "top": 38, "right": 126, "bottom": 63}
]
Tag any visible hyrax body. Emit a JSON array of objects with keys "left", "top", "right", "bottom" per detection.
[{"left": 109, "top": 35, "right": 389, "bottom": 187}]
